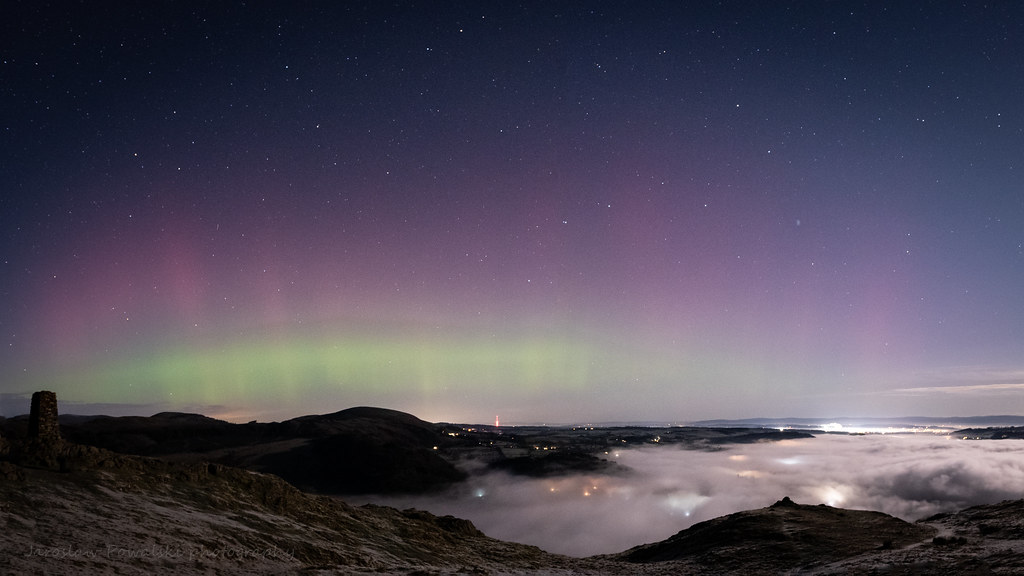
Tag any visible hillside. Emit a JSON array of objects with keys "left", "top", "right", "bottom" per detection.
[
  {"left": 6, "top": 445, "right": 1024, "bottom": 574},
  {"left": 0, "top": 443, "right": 622, "bottom": 575}
]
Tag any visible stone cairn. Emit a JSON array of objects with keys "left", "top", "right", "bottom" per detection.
[
  {"left": 13, "top": 390, "right": 65, "bottom": 469},
  {"left": 28, "top": 390, "right": 62, "bottom": 444}
]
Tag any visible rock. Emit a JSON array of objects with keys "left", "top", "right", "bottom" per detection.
[
  {"left": 770, "top": 496, "right": 799, "bottom": 508},
  {"left": 0, "top": 460, "right": 23, "bottom": 481}
]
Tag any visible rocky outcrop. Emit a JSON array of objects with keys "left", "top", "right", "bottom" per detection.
[{"left": 615, "top": 497, "right": 937, "bottom": 570}]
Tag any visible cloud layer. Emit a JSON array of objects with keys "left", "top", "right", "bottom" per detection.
[{"left": 357, "top": 434, "right": 1024, "bottom": 557}]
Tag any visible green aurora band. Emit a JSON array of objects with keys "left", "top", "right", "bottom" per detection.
[{"left": 13, "top": 326, "right": 796, "bottom": 422}]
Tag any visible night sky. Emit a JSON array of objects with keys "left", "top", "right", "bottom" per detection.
[{"left": 3, "top": 2, "right": 1023, "bottom": 424}]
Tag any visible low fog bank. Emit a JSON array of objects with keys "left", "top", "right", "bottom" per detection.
[{"left": 354, "top": 434, "right": 1024, "bottom": 557}]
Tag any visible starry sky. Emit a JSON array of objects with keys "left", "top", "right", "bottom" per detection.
[{"left": 3, "top": 2, "right": 1023, "bottom": 424}]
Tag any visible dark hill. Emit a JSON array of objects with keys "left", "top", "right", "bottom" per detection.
[
  {"left": 954, "top": 426, "right": 1024, "bottom": 440},
  {"left": 39, "top": 407, "right": 466, "bottom": 495},
  {"left": 55, "top": 412, "right": 245, "bottom": 454},
  {"left": 257, "top": 407, "right": 466, "bottom": 493},
  {"left": 274, "top": 406, "right": 442, "bottom": 443},
  {"left": 487, "top": 450, "right": 628, "bottom": 477},
  {"left": 615, "top": 497, "right": 936, "bottom": 572}
]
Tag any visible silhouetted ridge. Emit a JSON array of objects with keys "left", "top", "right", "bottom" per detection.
[
  {"left": 618, "top": 498, "right": 935, "bottom": 569},
  {"left": 299, "top": 406, "right": 430, "bottom": 423},
  {"left": 39, "top": 404, "right": 466, "bottom": 495},
  {"left": 264, "top": 406, "right": 465, "bottom": 493},
  {"left": 148, "top": 411, "right": 226, "bottom": 421}
]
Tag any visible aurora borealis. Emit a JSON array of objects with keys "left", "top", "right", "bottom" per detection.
[{"left": 3, "top": 2, "right": 1024, "bottom": 423}]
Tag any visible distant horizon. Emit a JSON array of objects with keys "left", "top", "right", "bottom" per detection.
[{"left": 4, "top": 393, "right": 1024, "bottom": 430}]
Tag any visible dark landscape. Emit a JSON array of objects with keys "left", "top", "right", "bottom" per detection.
[{"left": 4, "top": 391, "right": 1024, "bottom": 574}]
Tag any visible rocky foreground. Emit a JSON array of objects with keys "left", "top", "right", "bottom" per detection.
[
  {"left": 3, "top": 393, "right": 1024, "bottom": 574},
  {"left": 3, "top": 442, "right": 1024, "bottom": 575},
  {"left": 0, "top": 446, "right": 599, "bottom": 575}
]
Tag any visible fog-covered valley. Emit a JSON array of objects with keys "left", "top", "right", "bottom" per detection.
[{"left": 357, "top": 433, "right": 1024, "bottom": 556}]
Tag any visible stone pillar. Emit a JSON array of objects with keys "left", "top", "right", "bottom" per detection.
[{"left": 28, "top": 390, "right": 61, "bottom": 443}]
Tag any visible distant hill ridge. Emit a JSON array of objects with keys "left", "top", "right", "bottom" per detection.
[
  {"left": 3, "top": 403, "right": 466, "bottom": 495},
  {"left": 692, "top": 415, "right": 1024, "bottom": 429}
]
